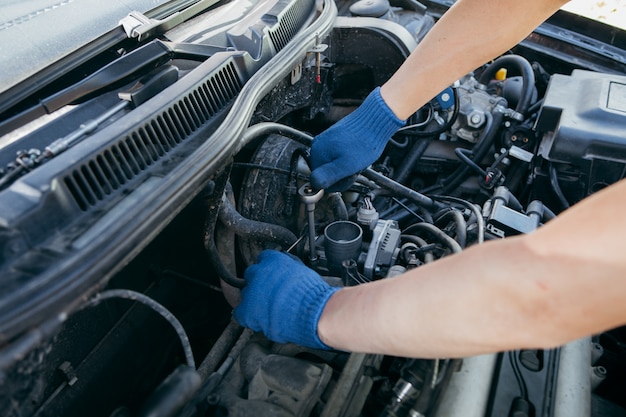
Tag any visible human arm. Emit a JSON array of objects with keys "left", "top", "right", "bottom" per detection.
[
  {"left": 317, "top": 178, "right": 626, "bottom": 358},
  {"left": 309, "top": 0, "right": 569, "bottom": 190},
  {"left": 379, "top": 0, "right": 569, "bottom": 119}
]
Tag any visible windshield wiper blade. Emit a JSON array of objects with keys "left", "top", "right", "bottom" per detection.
[{"left": 0, "top": 40, "right": 174, "bottom": 137}]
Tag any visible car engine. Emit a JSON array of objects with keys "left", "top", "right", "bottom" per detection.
[{"left": 1, "top": 0, "right": 626, "bottom": 416}]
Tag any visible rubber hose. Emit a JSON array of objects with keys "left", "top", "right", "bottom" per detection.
[
  {"left": 478, "top": 54, "right": 536, "bottom": 116},
  {"left": 218, "top": 196, "right": 298, "bottom": 248},
  {"left": 440, "top": 111, "right": 502, "bottom": 194},
  {"left": 435, "top": 209, "right": 467, "bottom": 248},
  {"left": 404, "top": 222, "right": 463, "bottom": 254}
]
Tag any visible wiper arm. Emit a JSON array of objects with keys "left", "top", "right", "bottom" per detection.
[
  {"left": 0, "top": 40, "right": 174, "bottom": 137},
  {"left": 0, "top": 65, "right": 179, "bottom": 190}
]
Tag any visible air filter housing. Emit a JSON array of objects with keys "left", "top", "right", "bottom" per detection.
[{"left": 536, "top": 69, "right": 626, "bottom": 197}]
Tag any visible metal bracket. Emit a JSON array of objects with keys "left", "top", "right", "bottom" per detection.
[
  {"left": 119, "top": 11, "right": 158, "bottom": 40},
  {"left": 119, "top": 0, "right": 222, "bottom": 41}
]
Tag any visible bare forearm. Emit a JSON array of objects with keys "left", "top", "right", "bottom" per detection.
[
  {"left": 380, "top": 0, "right": 568, "bottom": 119},
  {"left": 318, "top": 180, "right": 626, "bottom": 358},
  {"left": 318, "top": 237, "right": 552, "bottom": 358}
]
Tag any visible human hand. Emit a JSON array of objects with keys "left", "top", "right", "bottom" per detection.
[
  {"left": 233, "top": 250, "right": 340, "bottom": 349},
  {"left": 310, "top": 87, "right": 405, "bottom": 191}
]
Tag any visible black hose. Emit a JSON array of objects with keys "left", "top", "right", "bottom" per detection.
[
  {"left": 203, "top": 177, "right": 247, "bottom": 289},
  {"left": 82, "top": 289, "right": 195, "bottom": 369},
  {"left": 438, "top": 111, "right": 503, "bottom": 195},
  {"left": 478, "top": 54, "right": 536, "bottom": 116},
  {"left": 394, "top": 138, "right": 432, "bottom": 184},
  {"left": 327, "top": 192, "right": 349, "bottom": 220},
  {"left": 196, "top": 319, "right": 243, "bottom": 379},
  {"left": 205, "top": 231, "right": 246, "bottom": 289},
  {"left": 218, "top": 196, "right": 298, "bottom": 248},
  {"left": 362, "top": 168, "right": 444, "bottom": 210},
  {"left": 549, "top": 164, "right": 570, "bottom": 210}
]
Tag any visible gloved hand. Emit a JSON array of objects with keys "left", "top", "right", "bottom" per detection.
[
  {"left": 233, "top": 250, "right": 340, "bottom": 349},
  {"left": 310, "top": 86, "right": 406, "bottom": 191}
]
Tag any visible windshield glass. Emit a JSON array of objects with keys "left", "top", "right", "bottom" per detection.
[{"left": 0, "top": 0, "right": 174, "bottom": 94}]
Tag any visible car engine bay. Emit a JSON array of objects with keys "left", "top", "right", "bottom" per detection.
[{"left": 1, "top": 0, "right": 626, "bottom": 416}]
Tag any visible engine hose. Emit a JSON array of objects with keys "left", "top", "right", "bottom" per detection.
[
  {"left": 242, "top": 122, "right": 313, "bottom": 148},
  {"left": 401, "top": 234, "right": 435, "bottom": 263},
  {"left": 196, "top": 318, "right": 243, "bottom": 379},
  {"left": 205, "top": 225, "right": 246, "bottom": 289},
  {"left": 327, "top": 192, "right": 349, "bottom": 220},
  {"left": 218, "top": 196, "right": 298, "bottom": 248},
  {"left": 82, "top": 289, "right": 195, "bottom": 369},
  {"left": 203, "top": 176, "right": 247, "bottom": 289},
  {"left": 394, "top": 138, "right": 432, "bottom": 184},
  {"left": 439, "top": 111, "right": 503, "bottom": 195},
  {"left": 431, "top": 195, "right": 484, "bottom": 244},
  {"left": 403, "top": 222, "right": 463, "bottom": 254},
  {"left": 478, "top": 54, "right": 536, "bottom": 116},
  {"left": 435, "top": 209, "right": 467, "bottom": 248}
]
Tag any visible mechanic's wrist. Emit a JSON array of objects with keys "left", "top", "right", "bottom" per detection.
[
  {"left": 380, "top": 82, "right": 418, "bottom": 120},
  {"left": 316, "top": 287, "right": 347, "bottom": 350}
]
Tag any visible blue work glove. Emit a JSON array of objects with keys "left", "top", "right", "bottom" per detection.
[
  {"left": 233, "top": 250, "right": 340, "bottom": 350},
  {"left": 310, "top": 86, "right": 406, "bottom": 191}
]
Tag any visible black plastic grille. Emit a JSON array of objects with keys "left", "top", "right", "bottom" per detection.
[
  {"left": 65, "top": 61, "right": 242, "bottom": 211},
  {"left": 269, "top": 0, "right": 313, "bottom": 52}
]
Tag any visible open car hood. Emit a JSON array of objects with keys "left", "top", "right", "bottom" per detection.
[{"left": 1, "top": 1, "right": 626, "bottom": 416}]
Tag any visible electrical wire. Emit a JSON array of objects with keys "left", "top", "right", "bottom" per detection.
[
  {"left": 81, "top": 289, "right": 195, "bottom": 369},
  {"left": 549, "top": 163, "right": 570, "bottom": 210},
  {"left": 454, "top": 148, "right": 487, "bottom": 177}
]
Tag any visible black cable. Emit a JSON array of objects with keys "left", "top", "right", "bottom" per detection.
[
  {"left": 549, "top": 164, "right": 570, "bottom": 210},
  {"left": 398, "top": 88, "right": 460, "bottom": 138},
  {"left": 454, "top": 148, "right": 487, "bottom": 177},
  {"left": 391, "top": 197, "right": 427, "bottom": 223},
  {"left": 82, "top": 289, "right": 195, "bottom": 369},
  {"left": 437, "top": 111, "right": 502, "bottom": 195}
]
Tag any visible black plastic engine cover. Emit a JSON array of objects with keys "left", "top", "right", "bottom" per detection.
[{"left": 536, "top": 69, "right": 626, "bottom": 195}]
